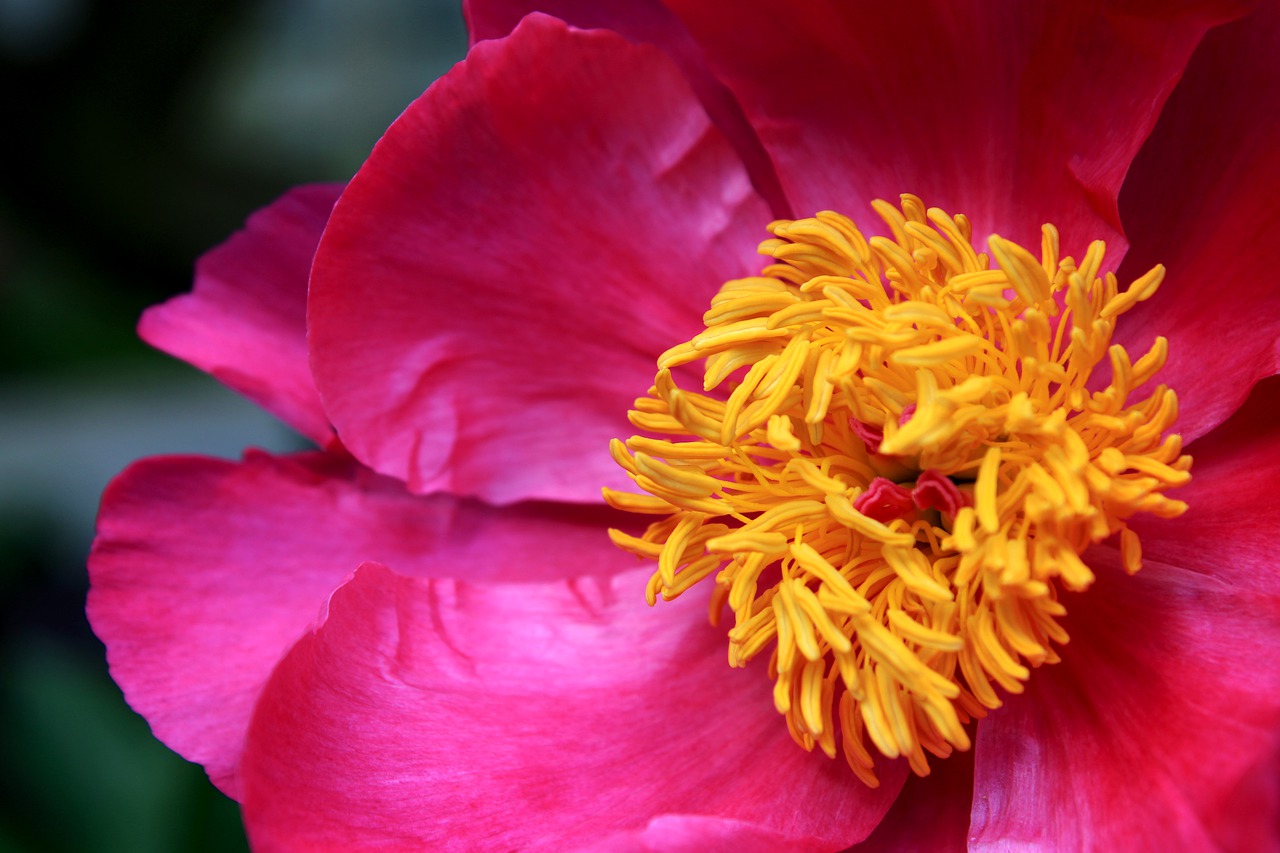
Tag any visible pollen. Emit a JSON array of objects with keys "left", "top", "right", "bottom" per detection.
[{"left": 605, "top": 194, "right": 1190, "bottom": 785}]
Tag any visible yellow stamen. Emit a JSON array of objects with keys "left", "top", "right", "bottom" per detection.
[{"left": 607, "top": 195, "right": 1190, "bottom": 784}]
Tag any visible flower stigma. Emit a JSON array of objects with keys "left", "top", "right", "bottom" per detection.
[{"left": 605, "top": 195, "right": 1191, "bottom": 785}]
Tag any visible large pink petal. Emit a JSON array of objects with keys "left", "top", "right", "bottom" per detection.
[
  {"left": 1116, "top": 3, "right": 1280, "bottom": 442},
  {"left": 239, "top": 562, "right": 907, "bottom": 851},
  {"left": 970, "top": 379, "right": 1280, "bottom": 849},
  {"left": 464, "top": 1, "right": 788, "bottom": 214},
  {"left": 308, "top": 13, "right": 769, "bottom": 505},
  {"left": 139, "top": 184, "right": 341, "bottom": 448},
  {"left": 661, "top": 0, "right": 1247, "bottom": 258},
  {"left": 86, "top": 450, "right": 629, "bottom": 797}
]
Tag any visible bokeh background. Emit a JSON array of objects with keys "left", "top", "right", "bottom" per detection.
[{"left": 0, "top": 1, "right": 466, "bottom": 848}]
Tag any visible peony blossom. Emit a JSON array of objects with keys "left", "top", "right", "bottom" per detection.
[{"left": 89, "top": 1, "right": 1280, "bottom": 850}]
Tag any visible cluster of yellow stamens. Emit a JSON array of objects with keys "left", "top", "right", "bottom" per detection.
[{"left": 605, "top": 194, "right": 1190, "bottom": 785}]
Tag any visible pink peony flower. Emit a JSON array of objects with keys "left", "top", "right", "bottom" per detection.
[{"left": 89, "top": 2, "right": 1280, "bottom": 850}]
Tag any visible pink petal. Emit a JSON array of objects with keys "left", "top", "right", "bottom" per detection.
[
  {"left": 139, "top": 184, "right": 342, "bottom": 448},
  {"left": 969, "top": 379, "right": 1280, "bottom": 849},
  {"left": 854, "top": 747, "right": 974, "bottom": 852},
  {"left": 1115, "top": 3, "right": 1280, "bottom": 442},
  {"left": 308, "top": 13, "right": 769, "bottom": 505},
  {"left": 239, "top": 562, "right": 907, "bottom": 851},
  {"left": 1136, "top": 375, "right": 1280, "bottom": 596},
  {"left": 660, "top": 0, "right": 1246, "bottom": 258},
  {"left": 585, "top": 816, "right": 835, "bottom": 853},
  {"left": 464, "top": 1, "right": 787, "bottom": 214},
  {"left": 87, "top": 449, "right": 630, "bottom": 797}
]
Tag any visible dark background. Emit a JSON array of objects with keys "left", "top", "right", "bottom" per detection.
[{"left": 0, "top": 1, "right": 466, "bottom": 848}]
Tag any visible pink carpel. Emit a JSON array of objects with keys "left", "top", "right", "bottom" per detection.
[
  {"left": 853, "top": 478, "right": 915, "bottom": 523},
  {"left": 853, "top": 470, "right": 970, "bottom": 524},
  {"left": 849, "top": 417, "right": 885, "bottom": 454},
  {"left": 912, "top": 469, "right": 969, "bottom": 517}
]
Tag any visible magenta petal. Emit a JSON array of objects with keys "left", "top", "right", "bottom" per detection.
[
  {"left": 971, "top": 554, "right": 1280, "bottom": 850},
  {"left": 661, "top": 0, "right": 1245, "bottom": 257},
  {"left": 1136, "top": 376, "right": 1280, "bottom": 596},
  {"left": 87, "top": 450, "right": 631, "bottom": 797},
  {"left": 138, "top": 184, "right": 341, "bottom": 448},
  {"left": 464, "top": 1, "right": 787, "bottom": 214},
  {"left": 308, "top": 14, "right": 769, "bottom": 504},
  {"left": 240, "top": 563, "right": 907, "bottom": 851},
  {"left": 1116, "top": 3, "right": 1280, "bottom": 441},
  {"left": 855, "top": 746, "right": 974, "bottom": 852},
  {"left": 969, "top": 382, "right": 1280, "bottom": 849},
  {"left": 587, "top": 815, "right": 836, "bottom": 853}
]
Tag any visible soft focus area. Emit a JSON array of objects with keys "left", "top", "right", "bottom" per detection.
[{"left": 0, "top": 1, "right": 465, "bottom": 848}]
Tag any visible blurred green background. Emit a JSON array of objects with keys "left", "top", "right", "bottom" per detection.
[{"left": 0, "top": 1, "right": 466, "bottom": 849}]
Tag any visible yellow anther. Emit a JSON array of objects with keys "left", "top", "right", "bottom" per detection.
[{"left": 891, "top": 334, "right": 985, "bottom": 367}]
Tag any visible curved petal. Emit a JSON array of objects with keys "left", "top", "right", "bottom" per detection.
[
  {"left": 308, "top": 13, "right": 769, "bottom": 505},
  {"left": 86, "top": 450, "right": 630, "bottom": 797},
  {"left": 969, "top": 378, "right": 1280, "bottom": 849},
  {"left": 139, "top": 184, "right": 342, "bottom": 448},
  {"left": 583, "top": 815, "right": 834, "bottom": 853},
  {"left": 660, "top": 0, "right": 1247, "bottom": 258},
  {"left": 463, "top": 1, "right": 787, "bottom": 214},
  {"left": 239, "top": 563, "right": 907, "bottom": 851},
  {"left": 1116, "top": 2, "right": 1280, "bottom": 442},
  {"left": 1136, "top": 375, "right": 1280, "bottom": 596},
  {"left": 854, "top": 746, "right": 974, "bottom": 851}
]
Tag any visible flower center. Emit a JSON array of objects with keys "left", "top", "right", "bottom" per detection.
[{"left": 605, "top": 194, "right": 1190, "bottom": 785}]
